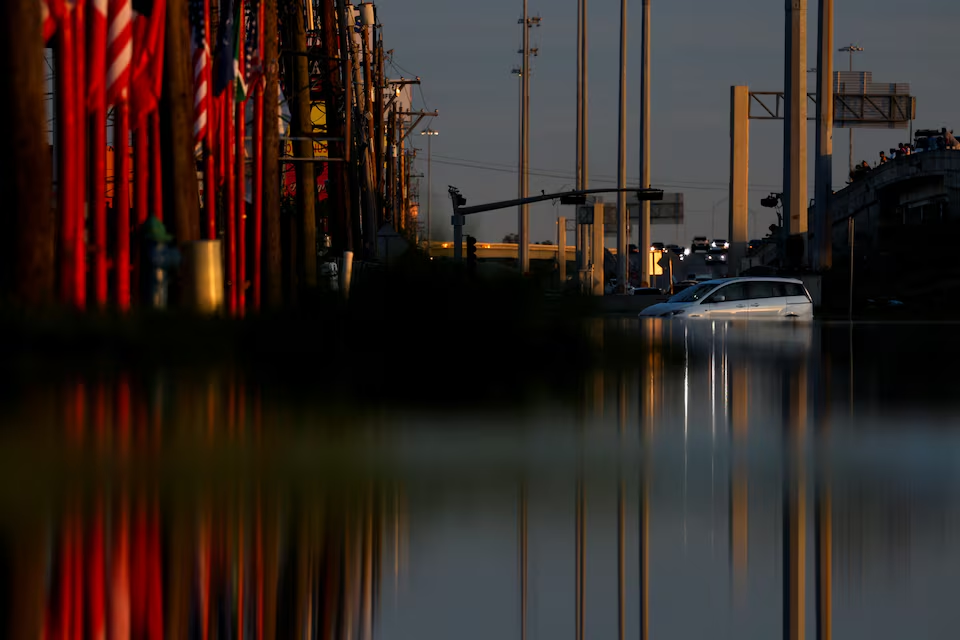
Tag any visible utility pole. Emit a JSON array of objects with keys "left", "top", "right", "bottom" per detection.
[
  {"left": 815, "top": 0, "right": 834, "bottom": 269},
  {"left": 518, "top": 5, "right": 540, "bottom": 274},
  {"left": 784, "top": 0, "right": 809, "bottom": 250},
  {"left": 292, "top": 2, "right": 316, "bottom": 289},
  {"left": 640, "top": 0, "right": 652, "bottom": 285},
  {"left": 839, "top": 44, "right": 863, "bottom": 176},
  {"left": 616, "top": 0, "right": 628, "bottom": 292},
  {"left": 421, "top": 129, "right": 438, "bottom": 255},
  {"left": 0, "top": 0, "right": 54, "bottom": 305},
  {"left": 161, "top": 0, "right": 202, "bottom": 246},
  {"left": 320, "top": 0, "right": 347, "bottom": 255}
]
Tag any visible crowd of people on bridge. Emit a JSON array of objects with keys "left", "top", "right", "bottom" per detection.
[{"left": 850, "top": 127, "right": 960, "bottom": 183}]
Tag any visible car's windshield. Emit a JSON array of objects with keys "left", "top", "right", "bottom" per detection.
[{"left": 668, "top": 282, "right": 717, "bottom": 302}]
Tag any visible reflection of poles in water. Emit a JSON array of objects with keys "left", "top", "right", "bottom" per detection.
[
  {"left": 519, "top": 480, "right": 528, "bottom": 640},
  {"left": 617, "top": 367, "right": 627, "bottom": 640},
  {"left": 639, "top": 332, "right": 653, "bottom": 640},
  {"left": 729, "top": 361, "right": 749, "bottom": 598},
  {"left": 815, "top": 343, "right": 833, "bottom": 640},
  {"left": 362, "top": 487, "right": 375, "bottom": 640},
  {"left": 639, "top": 411, "right": 651, "bottom": 640},
  {"left": 782, "top": 367, "right": 808, "bottom": 640},
  {"left": 575, "top": 384, "right": 587, "bottom": 640}
]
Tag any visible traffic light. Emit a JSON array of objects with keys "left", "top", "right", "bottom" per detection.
[{"left": 466, "top": 236, "right": 478, "bottom": 272}]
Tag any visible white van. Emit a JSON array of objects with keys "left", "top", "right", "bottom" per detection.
[{"left": 639, "top": 277, "right": 813, "bottom": 321}]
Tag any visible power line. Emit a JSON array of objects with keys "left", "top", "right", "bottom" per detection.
[{"left": 428, "top": 157, "right": 782, "bottom": 193}]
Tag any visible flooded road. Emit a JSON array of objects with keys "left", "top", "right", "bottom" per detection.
[{"left": 2, "top": 320, "right": 960, "bottom": 639}]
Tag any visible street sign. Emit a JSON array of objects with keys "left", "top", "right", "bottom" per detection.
[{"left": 596, "top": 193, "right": 684, "bottom": 226}]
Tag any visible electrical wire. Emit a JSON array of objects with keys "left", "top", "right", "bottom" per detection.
[{"left": 427, "top": 156, "right": 783, "bottom": 193}]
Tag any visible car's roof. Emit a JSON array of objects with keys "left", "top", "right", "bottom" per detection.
[{"left": 701, "top": 276, "right": 804, "bottom": 285}]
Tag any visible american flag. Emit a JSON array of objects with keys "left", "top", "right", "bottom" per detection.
[
  {"left": 41, "top": 0, "right": 60, "bottom": 42},
  {"left": 240, "top": 0, "right": 261, "bottom": 100},
  {"left": 188, "top": 0, "right": 210, "bottom": 149},
  {"left": 106, "top": 0, "right": 132, "bottom": 106}
]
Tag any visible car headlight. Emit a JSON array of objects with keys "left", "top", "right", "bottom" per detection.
[{"left": 684, "top": 248, "right": 691, "bottom": 255}]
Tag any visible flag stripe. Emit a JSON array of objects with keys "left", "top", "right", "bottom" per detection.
[
  {"left": 189, "top": 0, "right": 209, "bottom": 149},
  {"left": 106, "top": 0, "right": 132, "bottom": 105}
]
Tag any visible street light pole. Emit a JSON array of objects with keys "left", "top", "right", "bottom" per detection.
[
  {"left": 639, "top": 0, "right": 652, "bottom": 285},
  {"left": 839, "top": 44, "right": 863, "bottom": 175},
  {"left": 421, "top": 128, "right": 438, "bottom": 255},
  {"left": 616, "top": 0, "right": 628, "bottom": 293}
]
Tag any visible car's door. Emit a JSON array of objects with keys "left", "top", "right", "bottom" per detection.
[
  {"left": 782, "top": 281, "right": 814, "bottom": 319},
  {"left": 698, "top": 282, "right": 750, "bottom": 319},
  {"left": 744, "top": 280, "right": 787, "bottom": 318}
]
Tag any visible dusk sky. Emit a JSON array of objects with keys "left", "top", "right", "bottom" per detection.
[{"left": 376, "top": 0, "right": 960, "bottom": 246}]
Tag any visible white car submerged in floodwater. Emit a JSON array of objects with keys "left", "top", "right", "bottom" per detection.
[{"left": 639, "top": 277, "right": 814, "bottom": 321}]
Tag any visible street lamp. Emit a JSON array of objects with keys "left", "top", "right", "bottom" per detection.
[
  {"left": 420, "top": 128, "right": 439, "bottom": 255},
  {"left": 839, "top": 44, "right": 864, "bottom": 174}
]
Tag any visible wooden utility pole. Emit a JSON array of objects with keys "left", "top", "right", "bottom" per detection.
[
  {"left": 386, "top": 109, "right": 396, "bottom": 226},
  {"left": 338, "top": 0, "right": 361, "bottom": 253},
  {"left": 374, "top": 38, "right": 385, "bottom": 227},
  {"left": 319, "top": 0, "right": 348, "bottom": 254},
  {"left": 0, "top": 0, "right": 55, "bottom": 306},
  {"left": 262, "top": 0, "right": 282, "bottom": 308},
  {"left": 161, "top": 0, "right": 201, "bottom": 244},
  {"left": 291, "top": 3, "right": 317, "bottom": 290}
]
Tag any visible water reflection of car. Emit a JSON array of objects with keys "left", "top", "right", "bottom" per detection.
[
  {"left": 691, "top": 236, "right": 710, "bottom": 252},
  {"left": 704, "top": 248, "right": 727, "bottom": 264},
  {"left": 638, "top": 276, "right": 814, "bottom": 321}
]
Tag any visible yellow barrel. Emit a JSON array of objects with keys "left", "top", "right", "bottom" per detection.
[{"left": 180, "top": 240, "right": 224, "bottom": 314}]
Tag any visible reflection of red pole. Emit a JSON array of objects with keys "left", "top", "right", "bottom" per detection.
[
  {"left": 72, "top": 515, "right": 83, "bottom": 640},
  {"left": 132, "top": 496, "right": 148, "bottom": 636},
  {"left": 147, "top": 498, "right": 164, "bottom": 639},
  {"left": 117, "top": 374, "right": 132, "bottom": 455},
  {"left": 256, "top": 495, "right": 263, "bottom": 640},
  {"left": 110, "top": 497, "right": 131, "bottom": 639},
  {"left": 89, "top": 502, "right": 107, "bottom": 640},
  {"left": 238, "top": 512, "right": 245, "bottom": 640},
  {"left": 115, "top": 97, "right": 132, "bottom": 310},
  {"left": 56, "top": 9, "right": 78, "bottom": 306},
  {"left": 201, "top": 516, "right": 211, "bottom": 640}
]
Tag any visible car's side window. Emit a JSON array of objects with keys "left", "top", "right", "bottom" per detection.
[
  {"left": 705, "top": 282, "right": 747, "bottom": 303},
  {"left": 746, "top": 281, "right": 779, "bottom": 299},
  {"left": 784, "top": 283, "right": 807, "bottom": 298}
]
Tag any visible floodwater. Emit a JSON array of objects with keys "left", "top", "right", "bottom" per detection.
[{"left": 2, "top": 319, "right": 960, "bottom": 639}]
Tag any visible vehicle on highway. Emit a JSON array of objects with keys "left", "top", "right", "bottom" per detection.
[
  {"left": 638, "top": 277, "right": 814, "bottom": 321},
  {"left": 650, "top": 242, "right": 666, "bottom": 252},
  {"left": 747, "top": 239, "right": 763, "bottom": 253},
  {"left": 711, "top": 239, "right": 730, "bottom": 249},
  {"left": 691, "top": 236, "right": 710, "bottom": 252},
  {"left": 705, "top": 248, "right": 727, "bottom": 264}
]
